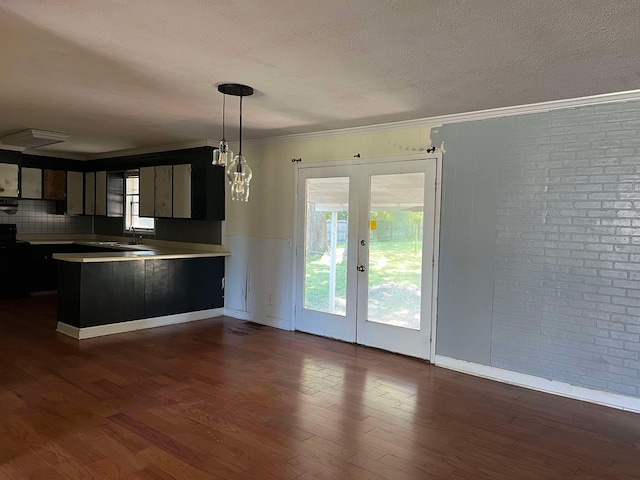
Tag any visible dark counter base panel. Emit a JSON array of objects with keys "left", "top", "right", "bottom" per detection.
[{"left": 58, "top": 256, "right": 224, "bottom": 328}]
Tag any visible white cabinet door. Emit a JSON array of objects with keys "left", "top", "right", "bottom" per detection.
[
  {"left": 21, "top": 167, "right": 42, "bottom": 199},
  {"left": 95, "top": 171, "right": 107, "bottom": 216},
  {"left": 172, "top": 164, "right": 191, "bottom": 218},
  {"left": 85, "top": 172, "right": 95, "bottom": 215},
  {"left": 67, "top": 171, "right": 84, "bottom": 215},
  {"left": 0, "top": 163, "right": 19, "bottom": 198},
  {"left": 139, "top": 166, "right": 155, "bottom": 218},
  {"left": 154, "top": 165, "right": 172, "bottom": 218}
]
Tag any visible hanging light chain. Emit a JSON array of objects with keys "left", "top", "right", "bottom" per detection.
[{"left": 222, "top": 94, "right": 227, "bottom": 141}]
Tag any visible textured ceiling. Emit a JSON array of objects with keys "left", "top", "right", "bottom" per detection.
[{"left": 1, "top": 1, "right": 640, "bottom": 157}]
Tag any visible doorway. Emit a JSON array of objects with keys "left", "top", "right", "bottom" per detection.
[{"left": 294, "top": 156, "right": 440, "bottom": 360}]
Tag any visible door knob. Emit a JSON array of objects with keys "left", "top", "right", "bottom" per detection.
[{"left": 357, "top": 265, "right": 365, "bottom": 272}]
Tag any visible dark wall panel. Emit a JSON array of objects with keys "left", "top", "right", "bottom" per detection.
[{"left": 79, "top": 261, "right": 146, "bottom": 328}]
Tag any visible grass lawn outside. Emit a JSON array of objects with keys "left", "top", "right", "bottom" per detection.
[{"left": 304, "top": 239, "right": 423, "bottom": 329}]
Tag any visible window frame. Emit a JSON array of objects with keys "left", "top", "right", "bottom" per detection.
[{"left": 124, "top": 170, "right": 155, "bottom": 234}]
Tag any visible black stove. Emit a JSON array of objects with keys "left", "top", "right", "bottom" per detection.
[{"left": 0, "top": 224, "right": 30, "bottom": 299}]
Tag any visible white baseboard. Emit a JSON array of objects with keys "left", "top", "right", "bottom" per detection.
[
  {"left": 56, "top": 308, "right": 224, "bottom": 340},
  {"left": 435, "top": 355, "right": 640, "bottom": 414},
  {"left": 224, "top": 308, "right": 292, "bottom": 331}
]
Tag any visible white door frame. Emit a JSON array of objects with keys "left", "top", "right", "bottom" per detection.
[{"left": 292, "top": 152, "right": 443, "bottom": 362}]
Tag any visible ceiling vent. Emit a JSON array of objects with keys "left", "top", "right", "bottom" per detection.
[{"left": 0, "top": 129, "right": 70, "bottom": 149}]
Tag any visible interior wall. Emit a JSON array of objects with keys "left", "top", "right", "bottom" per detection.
[
  {"left": 224, "top": 126, "right": 435, "bottom": 328},
  {"left": 432, "top": 119, "right": 504, "bottom": 364},
  {"left": 432, "top": 101, "right": 640, "bottom": 399},
  {"left": 227, "top": 100, "right": 640, "bottom": 400}
]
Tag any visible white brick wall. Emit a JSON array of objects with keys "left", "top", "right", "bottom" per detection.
[{"left": 491, "top": 102, "right": 640, "bottom": 397}]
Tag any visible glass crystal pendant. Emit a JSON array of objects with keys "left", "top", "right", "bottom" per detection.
[
  {"left": 226, "top": 154, "right": 252, "bottom": 202},
  {"left": 212, "top": 139, "right": 233, "bottom": 166}
]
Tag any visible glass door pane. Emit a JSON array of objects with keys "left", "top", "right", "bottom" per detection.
[
  {"left": 368, "top": 173, "right": 425, "bottom": 329},
  {"left": 304, "top": 177, "right": 350, "bottom": 315}
]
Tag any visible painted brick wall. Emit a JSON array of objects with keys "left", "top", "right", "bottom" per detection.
[
  {"left": 0, "top": 199, "right": 92, "bottom": 235},
  {"left": 492, "top": 102, "right": 640, "bottom": 397}
]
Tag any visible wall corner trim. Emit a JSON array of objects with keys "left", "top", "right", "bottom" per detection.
[
  {"left": 224, "top": 308, "right": 293, "bottom": 331},
  {"left": 435, "top": 355, "right": 640, "bottom": 414},
  {"left": 56, "top": 308, "right": 224, "bottom": 339}
]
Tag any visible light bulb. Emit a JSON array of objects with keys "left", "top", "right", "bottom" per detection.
[
  {"left": 226, "top": 156, "right": 238, "bottom": 184},
  {"left": 228, "top": 154, "right": 252, "bottom": 202},
  {"left": 213, "top": 139, "right": 234, "bottom": 166}
]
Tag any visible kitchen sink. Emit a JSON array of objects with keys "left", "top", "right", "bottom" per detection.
[{"left": 84, "top": 241, "right": 152, "bottom": 250}]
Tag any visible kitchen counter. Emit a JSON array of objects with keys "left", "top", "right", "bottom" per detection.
[
  {"left": 51, "top": 236, "right": 227, "bottom": 338},
  {"left": 53, "top": 242, "right": 229, "bottom": 263},
  {"left": 18, "top": 234, "right": 230, "bottom": 263}
]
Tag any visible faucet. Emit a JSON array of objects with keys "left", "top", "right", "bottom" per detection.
[{"left": 131, "top": 226, "right": 136, "bottom": 244}]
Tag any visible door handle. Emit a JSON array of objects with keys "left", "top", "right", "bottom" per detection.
[{"left": 357, "top": 265, "right": 365, "bottom": 272}]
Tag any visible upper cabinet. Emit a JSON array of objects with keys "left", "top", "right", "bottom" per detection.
[
  {"left": 95, "top": 171, "right": 107, "bottom": 216},
  {"left": 43, "top": 169, "right": 66, "bottom": 201},
  {"left": 85, "top": 172, "right": 96, "bottom": 215},
  {"left": 172, "top": 164, "right": 191, "bottom": 219},
  {"left": 191, "top": 160, "right": 225, "bottom": 221},
  {"left": 14, "top": 146, "right": 224, "bottom": 220},
  {"left": 154, "top": 165, "right": 173, "bottom": 218},
  {"left": 67, "top": 171, "right": 84, "bottom": 215},
  {"left": 139, "top": 166, "right": 155, "bottom": 218},
  {"left": 107, "top": 172, "right": 124, "bottom": 217},
  {"left": 0, "top": 163, "right": 19, "bottom": 198},
  {"left": 21, "top": 167, "right": 42, "bottom": 199}
]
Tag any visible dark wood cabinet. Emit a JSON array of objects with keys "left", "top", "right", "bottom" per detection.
[
  {"left": 43, "top": 169, "right": 66, "bottom": 200},
  {"left": 29, "top": 244, "right": 118, "bottom": 292},
  {"left": 107, "top": 171, "right": 124, "bottom": 217},
  {"left": 0, "top": 243, "right": 30, "bottom": 299},
  {"left": 58, "top": 256, "right": 225, "bottom": 328},
  {"left": 88, "top": 147, "right": 224, "bottom": 221}
]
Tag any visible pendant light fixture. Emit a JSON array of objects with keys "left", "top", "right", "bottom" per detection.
[
  {"left": 217, "top": 83, "right": 254, "bottom": 202},
  {"left": 212, "top": 92, "right": 233, "bottom": 166}
]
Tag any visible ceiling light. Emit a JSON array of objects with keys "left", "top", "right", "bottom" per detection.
[
  {"left": 212, "top": 91, "right": 233, "bottom": 166},
  {"left": 0, "top": 129, "right": 70, "bottom": 148},
  {"left": 217, "top": 83, "right": 254, "bottom": 202}
]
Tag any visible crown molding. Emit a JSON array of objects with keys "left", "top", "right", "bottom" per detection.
[
  {"left": 85, "top": 139, "right": 217, "bottom": 160},
  {"left": 20, "top": 149, "right": 88, "bottom": 161},
  {"left": 5, "top": 89, "right": 640, "bottom": 161},
  {"left": 239, "top": 88, "right": 640, "bottom": 147}
]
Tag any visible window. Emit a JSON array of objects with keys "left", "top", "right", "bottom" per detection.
[{"left": 125, "top": 171, "right": 155, "bottom": 232}]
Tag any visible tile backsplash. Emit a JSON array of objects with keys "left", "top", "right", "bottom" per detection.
[{"left": 0, "top": 199, "right": 93, "bottom": 235}]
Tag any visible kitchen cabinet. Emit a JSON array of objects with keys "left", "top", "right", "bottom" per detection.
[
  {"left": 43, "top": 169, "right": 66, "bottom": 201},
  {"left": 191, "top": 160, "right": 225, "bottom": 220},
  {"left": 21, "top": 167, "right": 42, "bottom": 199},
  {"left": 95, "top": 171, "right": 107, "bottom": 215},
  {"left": 58, "top": 256, "right": 224, "bottom": 328},
  {"left": 172, "top": 163, "right": 191, "bottom": 218},
  {"left": 67, "top": 171, "right": 84, "bottom": 215},
  {"left": 29, "top": 243, "right": 123, "bottom": 293},
  {"left": 0, "top": 163, "right": 19, "bottom": 198},
  {"left": 154, "top": 165, "right": 172, "bottom": 218},
  {"left": 107, "top": 172, "right": 124, "bottom": 217},
  {"left": 0, "top": 242, "right": 30, "bottom": 298},
  {"left": 85, "top": 172, "right": 95, "bottom": 215},
  {"left": 139, "top": 166, "right": 155, "bottom": 218}
]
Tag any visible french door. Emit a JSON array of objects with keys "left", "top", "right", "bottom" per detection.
[{"left": 294, "top": 157, "right": 439, "bottom": 359}]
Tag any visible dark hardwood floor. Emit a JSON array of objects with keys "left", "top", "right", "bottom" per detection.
[{"left": 1, "top": 295, "right": 639, "bottom": 479}]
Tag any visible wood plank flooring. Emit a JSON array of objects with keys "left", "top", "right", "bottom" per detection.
[{"left": 1, "top": 295, "right": 640, "bottom": 479}]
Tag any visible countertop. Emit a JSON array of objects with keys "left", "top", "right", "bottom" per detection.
[{"left": 18, "top": 234, "right": 230, "bottom": 263}]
